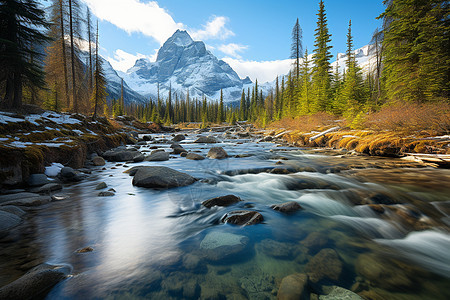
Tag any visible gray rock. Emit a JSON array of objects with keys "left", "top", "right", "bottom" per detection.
[
  {"left": 98, "top": 191, "right": 115, "bottom": 197},
  {"left": 0, "top": 205, "right": 26, "bottom": 217},
  {"left": 172, "top": 134, "right": 186, "bottom": 142},
  {"left": 0, "top": 192, "right": 40, "bottom": 205},
  {"left": 92, "top": 156, "right": 106, "bottom": 166},
  {"left": 96, "top": 182, "right": 107, "bottom": 190},
  {"left": 221, "top": 210, "right": 264, "bottom": 226},
  {"left": 199, "top": 231, "right": 249, "bottom": 261},
  {"left": 271, "top": 201, "right": 303, "bottom": 213},
  {"left": 60, "top": 167, "right": 76, "bottom": 178},
  {"left": 143, "top": 135, "right": 153, "bottom": 141},
  {"left": 145, "top": 151, "right": 170, "bottom": 161},
  {"left": 1, "top": 196, "right": 52, "bottom": 207},
  {"left": 27, "top": 174, "right": 50, "bottom": 187},
  {"left": 258, "top": 239, "right": 296, "bottom": 259},
  {"left": 202, "top": 195, "right": 241, "bottom": 208},
  {"left": 186, "top": 153, "right": 205, "bottom": 160},
  {"left": 133, "top": 154, "right": 145, "bottom": 162},
  {"left": 0, "top": 210, "right": 22, "bottom": 238},
  {"left": 180, "top": 152, "right": 188, "bottom": 157},
  {"left": 171, "top": 144, "right": 186, "bottom": 154},
  {"left": 207, "top": 147, "right": 228, "bottom": 159},
  {"left": 194, "top": 136, "right": 218, "bottom": 143},
  {"left": 150, "top": 149, "right": 165, "bottom": 155},
  {"left": 277, "top": 273, "right": 309, "bottom": 300},
  {"left": 319, "top": 286, "right": 363, "bottom": 300},
  {"left": 102, "top": 149, "right": 140, "bottom": 162},
  {"left": 132, "top": 166, "right": 195, "bottom": 188},
  {"left": 0, "top": 263, "right": 71, "bottom": 299},
  {"left": 33, "top": 183, "right": 62, "bottom": 194}
]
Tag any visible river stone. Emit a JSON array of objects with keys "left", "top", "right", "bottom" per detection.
[
  {"left": 0, "top": 210, "right": 22, "bottom": 238},
  {"left": 355, "top": 253, "right": 412, "bottom": 291},
  {"left": 143, "top": 135, "right": 152, "bottom": 141},
  {"left": 0, "top": 205, "right": 26, "bottom": 217},
  {"left": 207, "top": 147, "right": 228, "bottom": 159},
  {"left": 0, "top": 263, "right": 71, "bottom": 299},
  {"left": 0, "top": 192, "right": 40, "bottom": 205},
  {"left": 172, "top": 134, "right": 186, "bottom": 142},
  {"left": 271, "top": 201, "right": 303, "bottom": 213},
  {"left": 132, "top": 166, "right": 195, "bottom": 188},
  {"left": 98, "top": 191, "right": 115, "bottom": 197},
  {"left": 1, "top": 195, "right": 52, "bottom": 207},
  {"left": 96, "top": 182, "right": 107, "bottom": 190},
  {"left": 186, "top": 153, "right": 206, "bottom": 160},
  {"left": 92, "top": 156, "right": 106, "bottom": 166},
  {"left": 319, "top": 286, "right": 363, "bottom": 300},
  {"left": 258, "top": 239, "right": 296, "bottom": 259},
  {"left": 145, "top": 151, "right": 170, "bottom": 161},
  {"left": 301, "top": 232, "right": 330, "bottom": 254},
  {"left": 102, "top": 149, "right": 139, "bottom": 162},
  {"left": 305, "top": 248, "right": 343, "bottom": 283},
  {"left": 221, "top": 210, "right": 264, "bottom": 226},
  {"left": 202, "top": 195, "right": 241, "bottom": 208},
  {"left": 27, "top": 174, "right": 50, "bottom": 187},
  {"left": 171, "top": 144, "right": 186, "bottom": 154},
  {"left": 60, "top": 167, "right": 76, "bottom": 178},
  {"left": 33, "top": 183, "right": 62, "bottom": 194},
  {"left": 277, "top": 273, "right": 309, "bottom": 300},
  {"left": 199, "top": 231, "right": 249, "bottom": 261},
  {"left": 133, "top": 154, "right": 145, "bottom": 162},
  {"left": 194, "top": 136, "right": 218, "bottom": 143}
]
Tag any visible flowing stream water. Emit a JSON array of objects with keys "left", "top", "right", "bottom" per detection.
[{"left": 1, "top": 131, "right": 449, "bottom": 299}]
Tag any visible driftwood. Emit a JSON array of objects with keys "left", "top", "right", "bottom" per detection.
[
  {"left": 309, "top": 126, "right": 340, "bottom": 142},
  {"left": 402, "top": 153, "right": 450, "bottom": 167}
]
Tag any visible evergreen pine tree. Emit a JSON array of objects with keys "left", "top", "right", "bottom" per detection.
[
  {"left": 291, "top": 18, "right": 303, "bottom": 80},
  {"left": 380, "top": 0, "right": 449, "bottom": 102},
  {"left": 218, "top": 89, "right": 224, "bottom": 123},
  {"left": 0, "top": 0, "right": 50, "bottom": 109},
  {"left": 91, "top": 21, "right": 107, "bottom": 119},
  {"left": 239, "top": 89, "right": 246, "bottom": 121},
  {"left": 311, "top": 0, "right": 333, "bottom": 112}
]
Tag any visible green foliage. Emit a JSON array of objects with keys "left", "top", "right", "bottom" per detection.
[{"left": 380, "top": 0, "right": 449, "bottom": 103}]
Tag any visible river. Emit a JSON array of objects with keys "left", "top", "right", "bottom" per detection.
[{"left": 1, "top": 130, "right": 449, "bottom": 299}]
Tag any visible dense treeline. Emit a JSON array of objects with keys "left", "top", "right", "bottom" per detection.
[{"left": 1, "top": 0, "right": 448, "bottom": 127}]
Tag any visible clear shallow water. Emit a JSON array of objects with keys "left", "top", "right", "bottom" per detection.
[{"left": 1, "top": 131, "right": 450, "bottom": 299}]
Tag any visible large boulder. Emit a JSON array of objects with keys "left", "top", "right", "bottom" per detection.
[
  {"left": 207, "top": 147, "right": 228, "bottom": 159},
  {"left": 271, "top": 201, "right": 303, "bottom": 213},
  {"left": 0, "top": 263, "right": 71, "bottom": 299},
  {"left": 277, "top": 273, "right": 309, "bottom": 300},
  {"left": 132, "top": 166, "right": 195, "bottom": 188},
  {"left": 172, "top": 134, "right": 186, "bottom": 142},
  {"left": 221, "top": 210, "right": 264, "bottom": 226},
  {"left": 102, "top": 149, "right": 140, "bottom": 162},
  {"left": 145, "top": 151, "right": 170, "bottom": 162},
  {"left": 27, "top": 174, "right": 50, "bottom": 187},
  {"left": 171, "top": 143, "right": 186, "bottom": 154},
  {"left": 186, "top": 153, "right": 205, "bottom": 160},
  {"left": 92, "top": 156, "right": 106, "bottom": 166},
  {"left": 194, "top": 136, "right": 218, "bottom": 143},
  {"left": 305, "top": 248, "right": 343, "bottom": 283},
  {"left": 0, "top": 210, "right": 22, "bottom": 238},
  {"left": 202, "top": 195, "right": 241, "bottom": 208}
]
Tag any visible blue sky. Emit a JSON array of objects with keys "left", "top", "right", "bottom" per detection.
[{"left": 42, "top": 0, "right": 385, "bottom": 82}]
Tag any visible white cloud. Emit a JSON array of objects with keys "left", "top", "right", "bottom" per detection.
[
  {"left": 82, "top": 0, "right": 184, "bottom": 45},
  {"left": 190, "top": 16, "right": 234, "bottom": 41},
  {"left": 107, "top": 49, "right": 156, "bottom": 72},
  {"left": 222, "top": 57, "right": 293, "bottom": 83},
  {"left": 218, "top": 43, "right": 248, "bottom": 59}
]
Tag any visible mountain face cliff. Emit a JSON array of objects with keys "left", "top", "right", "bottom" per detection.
[{"left": 120, "top": 30, "right": 252, "bottom": 102}]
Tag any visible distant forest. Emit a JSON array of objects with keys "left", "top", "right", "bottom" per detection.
[{"left": 1, "top": 0, "right": 448, "bottom": 127}]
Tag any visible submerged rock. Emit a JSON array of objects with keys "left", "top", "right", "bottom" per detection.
[
  {"left": 258, "top": 239, "right": 296, "bottom": 259},
  {"left": 199, "top": 231, "right": 249, "bottom": 261},
  {"left": 305, "top": 248, "right": 343, "bottom": 283},
  {"left": 271, "top": 201, "right": 303, "bottom": 213},
  {"left": 207, "top": 147, "right": 228, "bottom": 159},
  {"left": 0, "top": 263, "right": 71, "bottom": 299},
  {"left": 202, "top": 195, "right": 241, "bottom": 208},
  {"left": 319, "top": 286, "right": 363, "bottom": 300},
  {"left": 132, "top": 166, "right": 195, "bottom": 188},
  {"left": 277, "top": 273, "right": 309, "bottom": 300},
  {"left": 98, "top": 191, "right": 114, "bottom": 197},
  {"left": 301, "top": 232, "right": 330, "bottom": 254},
  {"left": 221, "top": 210, "right": 264, "bottom": 226}
]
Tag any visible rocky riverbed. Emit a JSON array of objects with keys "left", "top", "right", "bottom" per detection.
[{"left": 0, "top": 125, "right": 449, "bottom": 299}]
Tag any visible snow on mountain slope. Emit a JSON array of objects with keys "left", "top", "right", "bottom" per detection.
[{"left": 121, "top": 30, "right": 253, "bottom": 103}]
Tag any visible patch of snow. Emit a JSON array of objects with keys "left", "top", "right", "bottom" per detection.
[
  {"left": 0, "top": 137, "right": 9, "bottom": 141},
  {"left": 0, "top": 113, "right": 24, "bottom": 124},
  {"left": 72, "top": 129, "right": 83, "bottom": 135},
  {"left": 9, "top": 141, "right": 33, "bottom": 148},
  {"left": 45, "top": 162, "right": 64, "bottom": 177}
]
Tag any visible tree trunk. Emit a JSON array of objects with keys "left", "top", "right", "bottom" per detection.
[
  {"left": 59, "top": 0, "right": 70, "bottom": 109},
  {"left": 68, "top": 0, "right": 77, "bottom": 113}
]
